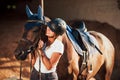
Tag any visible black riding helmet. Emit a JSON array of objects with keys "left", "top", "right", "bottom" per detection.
[{"left": 47, "top": 18, "right": 67, "bottom": 35}]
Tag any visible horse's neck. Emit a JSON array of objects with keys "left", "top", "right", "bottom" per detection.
[
  {"left": 57, "top": 36, "right": 63, "bottom": 41},
  {"left": 62, "top": 33, "right": 73, "bottom": 49}
]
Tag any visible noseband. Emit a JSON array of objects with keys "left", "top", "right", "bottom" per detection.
[{"left": 19, "top": 37, "right": 39, "bottom": 55}]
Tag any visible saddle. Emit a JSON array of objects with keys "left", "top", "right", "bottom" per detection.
[
  {"left": 66, "top": 22, "right": 100, "bottom": 74},
  {"left": 66, "top": 24, "right": 99, "bottom": 56}
]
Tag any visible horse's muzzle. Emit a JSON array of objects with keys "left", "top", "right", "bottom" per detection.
[{"left": 14, "top": 49, "right": 29, "bottom": 60}]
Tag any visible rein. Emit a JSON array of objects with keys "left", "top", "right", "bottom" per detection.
[
  {"left": 19, "top": 38, "right": 38, "bottom": 54},
  {"left": 18, "top": 28, "right": 42, "bottom": 80}
]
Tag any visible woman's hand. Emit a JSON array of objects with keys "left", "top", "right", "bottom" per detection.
[
  {"left": 37, "top": 40, "right": 45, "bottom": 57},
  {"left": 38, "top": 40, "right": 44, "bottom": 50}
]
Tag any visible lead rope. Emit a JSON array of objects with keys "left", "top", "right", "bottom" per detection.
[
  {"left": 38, "top": 26, "right": 43, "bottom": 80},
  {"left": 30, "top": 51, "right": 34, "bottom": 79},
  {"left": 38, "top": 50, "right": 42, "bottom": 80},
  {"left": 38, "top": 0, "right": 44, "bottom": 79},
  {"left": 19, "top": 60, "right": 23, "bottom": 80}
]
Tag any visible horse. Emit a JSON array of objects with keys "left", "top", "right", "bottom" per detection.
[{"left": 14, "top": 6, "right": 115, "bottom": 80}]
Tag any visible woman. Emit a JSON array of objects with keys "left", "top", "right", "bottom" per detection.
[{"left": 30, "top": 18, "right": 67, "bottom": 80}]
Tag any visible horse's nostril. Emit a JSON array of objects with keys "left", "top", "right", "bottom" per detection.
[
  {"left": 14, "top": 50, "right": 21, "bottom": 59},
  {"left": 14, "top": 49, "right": 29, "bottom": 60}
]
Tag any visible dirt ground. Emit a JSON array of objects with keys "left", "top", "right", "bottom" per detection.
[
  {"left": 0, "top": 14, "right": 30, "bottom": 80},
  {"left": 0, "top": 14, "right": 120, "bottom": 80}
]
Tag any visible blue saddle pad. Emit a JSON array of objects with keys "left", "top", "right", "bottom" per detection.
[{"left": 66, "top": 25, "right": 99, "bottom": 56}]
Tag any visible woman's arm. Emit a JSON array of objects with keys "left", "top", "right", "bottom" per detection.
[
  {"left": 39, "top": 50, "right": 62, "bottom": 70},
  {"left": 38, "top": 39, "right": 63, "bottom": 70}
]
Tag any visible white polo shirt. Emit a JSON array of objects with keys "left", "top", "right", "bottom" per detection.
[{"left": 34, "top": 39, "right": 64, "bottom": 73}]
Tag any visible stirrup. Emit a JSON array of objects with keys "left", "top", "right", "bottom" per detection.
[{"left": 88, "top": 64, "right": 93, "bottom": 73}]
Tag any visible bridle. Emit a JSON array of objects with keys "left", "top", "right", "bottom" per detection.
[
  {"left": 17, "top": 16, "right": 48, "bottom": 79},
  {"left": 20, "top": 19, "right": 47, "bottom": 55},
  {"left": 19, "top": 38, "right": 36, "bottom": 54},
  {"left": 19, "top": 27, "right": 43, "bottom": 56},
  {"left": 18, "top": 24, "right": 44, "bottom": 80}
]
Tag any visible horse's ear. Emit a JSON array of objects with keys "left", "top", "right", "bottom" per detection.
[
  {"left": 37, "top": 5, "right": 43, "bottom": 20},
  {"left": 26, "top": 5, "right": 33, "bottom": 18}
]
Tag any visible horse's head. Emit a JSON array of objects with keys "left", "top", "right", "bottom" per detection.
[{"left": 14, "top": 5, "right": 50, "bottom": 60}]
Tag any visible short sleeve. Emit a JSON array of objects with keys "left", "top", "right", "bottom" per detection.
[{"left": 52, "top": 40, "right": 64, "bottom": 55}]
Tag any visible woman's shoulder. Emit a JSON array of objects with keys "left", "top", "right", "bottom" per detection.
[
  {"left": 54, "top": 39, "right": 63, "bottom": 45},
  {"left": 51, "top": 39, "right": 64, "bottom": 49},
  {"left": 52, "top": 39, "right": 64, "bottom": 54}
]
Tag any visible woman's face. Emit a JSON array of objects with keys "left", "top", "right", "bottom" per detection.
[{"left": 46, "top": 27, "right": 56, "bottom": 38}]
